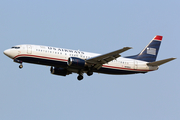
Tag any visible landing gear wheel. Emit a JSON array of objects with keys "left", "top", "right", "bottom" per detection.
[
  {"left": 77, "top": 75, "right": 83, "bottom": 81},
  {"left": 87, "top": 71, "right": 93, "bottom": 76},
  {"left": 19, "top": 64, "right": 23, "bottom": 69}
]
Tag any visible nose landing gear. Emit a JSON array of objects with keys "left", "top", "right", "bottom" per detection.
[
  {"left": 14, "top": 59, "right": 23, "bottom": 69},
  {"left": 19, "top": 64, "right": 23, "bottom": 69}
]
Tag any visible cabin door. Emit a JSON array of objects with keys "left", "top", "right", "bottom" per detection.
[
  {"left": 27, "top": 45, "right": 32, "bottom": 54},
  {"left": 134, "top": 60, "right": 138, "bottom": 69}
]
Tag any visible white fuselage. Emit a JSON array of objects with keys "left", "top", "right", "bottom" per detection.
[{"left": 4, "top": 44, "right": 158, "bottom": 75}]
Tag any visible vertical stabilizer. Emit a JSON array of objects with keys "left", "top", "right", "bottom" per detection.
[{"left": 126, "top": 35, "right": 162, "bottom": 62}]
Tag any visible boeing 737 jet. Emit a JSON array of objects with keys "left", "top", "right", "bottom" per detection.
[{"left": 4, "top": 35, "right": 176, "bottom": 80}]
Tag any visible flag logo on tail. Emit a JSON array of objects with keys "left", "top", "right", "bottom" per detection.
[{"left": 147, "top": 48, "right": 156, "bottom": 55}]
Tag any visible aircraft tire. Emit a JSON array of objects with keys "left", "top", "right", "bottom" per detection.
[
  {"left": 77, "top": 75, "right": 83, "bottom": 81},
  {"left": 19, "top": 64, "right": 23, "bottom": 69},
  {"left": 87, "top": 71, "right": 93, "bottom": 76}
]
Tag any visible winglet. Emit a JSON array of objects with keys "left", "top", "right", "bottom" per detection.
[{"left": 147, "top": 58, "right": 176, "bottom": 66}]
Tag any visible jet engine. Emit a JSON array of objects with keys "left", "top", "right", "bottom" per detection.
[
  {"left": 67, "top": 57, "right": 86, "bottom": 68},
  {"left": 50, "top": 67, "right": 68, "bottom": 76}
]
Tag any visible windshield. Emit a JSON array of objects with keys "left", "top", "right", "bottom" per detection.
[{"left": 11, "top": 47, "right": 20, "bottom": 49}]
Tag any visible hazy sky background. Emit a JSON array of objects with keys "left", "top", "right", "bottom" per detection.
[{"left": 1, "top": 0, "right": 180, "bottom": 120}]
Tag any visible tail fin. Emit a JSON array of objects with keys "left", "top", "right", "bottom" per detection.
[{"left": 126, "top": 35, "right": 162, "bottom": 62}]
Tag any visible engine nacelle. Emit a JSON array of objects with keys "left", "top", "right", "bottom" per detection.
[
  {"left": 50, "top": 67, "right": 68, "bottom": 76},
  {"left": 67, "top": 57, "right": 86, "bottom": 68}
]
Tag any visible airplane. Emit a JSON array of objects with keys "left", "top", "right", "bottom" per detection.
[{"left": 3, "top": 35, "right": 176, "bottom": 80}]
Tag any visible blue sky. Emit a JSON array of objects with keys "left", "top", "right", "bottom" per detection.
[{"left": 1, "top": 0, "right": 180, "bottom": 120}]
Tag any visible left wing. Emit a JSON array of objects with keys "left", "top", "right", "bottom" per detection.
[{"left": 86, "top": 47, "right": 132, "bottom": 69}]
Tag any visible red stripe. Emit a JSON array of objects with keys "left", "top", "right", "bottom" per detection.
[
  {"left": 14, "top": 54, "right": 152, "bottom": 72},
  {"left": 153, "top": 35, "right": 163, "bottom": 41},
  {"left": 102, "top": 65, "right": 152, "bottom": 72}
]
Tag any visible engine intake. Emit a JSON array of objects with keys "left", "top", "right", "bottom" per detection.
[
  {"left": 50, "top": 67, "right": 68, "bottom": 76},
  {"left": 67, "top": 57, "right": 86, "bottom": 68}
]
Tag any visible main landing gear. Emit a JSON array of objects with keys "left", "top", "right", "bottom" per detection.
[
  {"left": 77, "top": 69, "right": 84, "bottom": 81},
  {"left": 87, "top": 71, "right": 93, "bottom": 76},
  {"left": 77, "top": 71, "right": 93, "bottom": 81},
  {"left": 77, "top": 75, "right": 83, "bottom": 81}
]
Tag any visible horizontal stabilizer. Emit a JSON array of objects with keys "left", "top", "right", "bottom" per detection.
[{"left": 147, "top": 58, "right": 176, "bottom": 66}]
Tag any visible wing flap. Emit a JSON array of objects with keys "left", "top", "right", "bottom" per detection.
[
  {"left": 86, "top": 47, "right": 132, "bottom": 69},
  {"left": 147, "top": 58, "right": 176, "bottom": 66}
]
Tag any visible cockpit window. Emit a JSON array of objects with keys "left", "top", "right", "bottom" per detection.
[{"left": 11, "top": 47, "right": 20, "bottom": 49}]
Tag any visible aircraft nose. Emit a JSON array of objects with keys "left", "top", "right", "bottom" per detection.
[
  {"left": 3, "top": 49, "right": 12, "bottom": 58},
  {"left": 4, "top": 49, "right": 16, "bottom": 59},
  {"left": 4, "top": 49, "right": 10, "bottom": 55}
]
